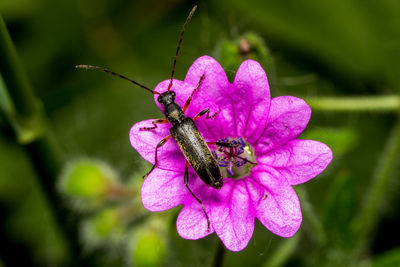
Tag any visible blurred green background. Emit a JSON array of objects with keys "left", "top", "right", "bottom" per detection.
[{"left": 1, "top": 0, "right": 400, "bottom": 266}]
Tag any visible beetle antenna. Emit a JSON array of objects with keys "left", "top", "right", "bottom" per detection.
[
  {"left": 75, "top": 65, "right": 160, "bottom": 95},
  {"left": 167, "top": 5, "right": 197, "bottom": 91}
]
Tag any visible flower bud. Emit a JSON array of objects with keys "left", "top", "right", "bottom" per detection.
[
  {"left": 81, "top": 208, "right": 124, "bottom": 248},
  {"left": 128, "top": 217, "right": 167, "bottom": 267},
  {"left": 58, "top": 159, "right": 118, "bottom": 209},
  {"left": 218, "top": 32, "right": 271, "bottom": 81}
]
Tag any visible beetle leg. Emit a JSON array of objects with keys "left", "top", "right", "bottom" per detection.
[
  {"left": 143, "top": 135, "right": 172, "bottom": 178},
  {"left": 182, "top": 74, "right": 205, "bottom": 113},
  {"left": 184, "top": 161, "right": 211, "bottom": 231},
  {"left": 193, "top": 108, "right": 219, "bottom": 120},
  {"left": 139, "top": 119, "right": 169, "bottom": 131}
]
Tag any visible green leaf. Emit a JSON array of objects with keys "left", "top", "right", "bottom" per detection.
[{"left": 371, "top": 247, "right": 400, "bottom": 267}]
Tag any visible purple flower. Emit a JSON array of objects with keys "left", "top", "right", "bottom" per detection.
[{"left": 129, "top": 56, "right": 332, "bottom": 251}]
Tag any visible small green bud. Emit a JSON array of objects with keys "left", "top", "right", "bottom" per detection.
[
  {"left": 58, "top": 159, "right": 119, "bottom": 209},
  {"left": 59, "top": 159, "right": 116, "bottom": 197},
  {"left": 81, "top": 208, "right": 124, "bottom": 248},
  {"left": 132, "top": 233, "right": 165, "bottom": 267},
  {"left": 217, "top": 32, "right": 271, "bottom": 82},
  {"left": 93, "top": 208, "right": 119, "bottom": 237},
  {"left": 128, "top": 217, "right": 167, "bottom": 267},
  {"left": 243, "top": 32, "right": 270, "bottom": 65}
]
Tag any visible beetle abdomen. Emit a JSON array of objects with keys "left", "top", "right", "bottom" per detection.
[{"left": 170, "top": 118, "right": 222, "bottom": 188}]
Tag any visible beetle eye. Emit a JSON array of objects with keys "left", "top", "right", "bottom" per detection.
[
  {"left": 157, "top": 95, "right": 163, "bottom": 102},
  {"left": 171, "top": 91, "right": 176, "bottom": 97}
]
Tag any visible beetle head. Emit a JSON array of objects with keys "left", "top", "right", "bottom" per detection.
[{"left": 157, "top": 91, "right": 176, "bottom": 106}]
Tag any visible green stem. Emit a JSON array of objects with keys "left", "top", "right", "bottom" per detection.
[
  {"left": 0, "top": 16, "right": 39, "bottom": 117},
  {"left": 296, "top": 186, "right": 326, "bottom": 245},
  {"left": 351, "top": 118, "right": 400, "bottom": 253},
  {"left": 212, "top": 240, "right": 226, "bottom": 267},
  {"left": 0, "top": 15, "right": 83, "bottom": 265},
  {"left": 262, "top": 234, "right": 300, "bottom": 267},
  {"left": 305, "top": 95, "right": 400, "bottom": 112},
  {"left": 0, "top": 15, "right": 62, "bottom": 213},
  {"left": 0, "top": 18, "right": 45, "bottom": 144}
]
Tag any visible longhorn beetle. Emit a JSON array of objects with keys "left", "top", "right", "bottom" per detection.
[{"left": 76, "top": 6, "right": 223, "bottom": 230}]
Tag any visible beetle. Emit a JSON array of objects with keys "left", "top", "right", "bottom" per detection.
[{"left": 76, "top": 6, "right": 222, "bottom": 229}]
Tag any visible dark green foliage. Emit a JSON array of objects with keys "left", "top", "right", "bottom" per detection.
[{"left": 1, "top": 0, "right": 400, "bottom": 266}]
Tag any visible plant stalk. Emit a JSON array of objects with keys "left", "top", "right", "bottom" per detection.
[
  {"left": 0, "top": 15, "right": 83, "bottom": 266},
  {"left": 212, "top": 239, "right": 226, "bottom": 267},
  {"left": 351, "top": 118, "right": 400, "bottom": 254},
  {"left": 305, "top": 95, "right": 400, "bottom": 112}
]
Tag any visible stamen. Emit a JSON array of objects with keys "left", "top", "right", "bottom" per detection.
[
  {"left": 211, "top": 137, "right": 256, "bottom": 179},
  {"left": 238, "top": 137, "right": 245, "bottom": 147},
  {"left": 218, "top": 161, "right": 229, "bottom": 167}
]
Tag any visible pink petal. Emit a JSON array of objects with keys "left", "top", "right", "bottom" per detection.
[
  {"left": 259, "top": 140, "right": 333, "bottom": 185},
  {"left": 176, "top": 171, "right": 217, "bottom": 240},
  {"left": 186, "top": 57, "right": 271, "bottom": 140},
  {"left": 255, "top": 96, "right": 311, "bottom": 155},
  {"left": 141, "top": 168, "right": 187, "bottom": 211},
  {"left": 130, "top": 119, "right": 186, "bottom": 171},
  {"left": 184, "top": 56, "right": 230, "bottom": 103},
  {"left": 231, "top": 59, "right": 271, "bottom": 142},
  {"left": 177, "top": 200, "right": 214, "bottom": 240},
  {"left": 184, "top": 56, "right": 234, "bottom": 139},
  {"left": 209, "top": 180, "right": 255, "bottom": 252},
  {"left": 250, "top": 166, "right": 302, "bottom": 237}
]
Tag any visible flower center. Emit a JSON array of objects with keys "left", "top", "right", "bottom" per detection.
[{"left": 211, "top": 137, "right": 257, "bottom": 179}]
